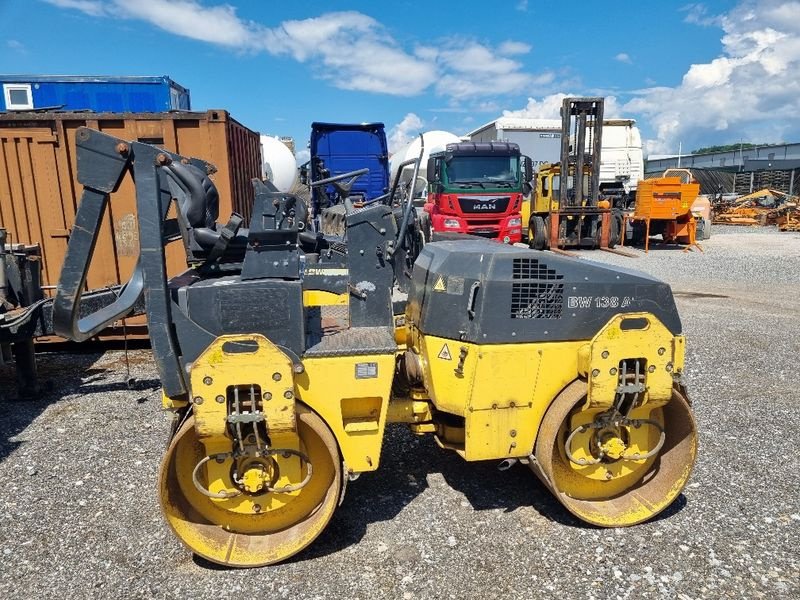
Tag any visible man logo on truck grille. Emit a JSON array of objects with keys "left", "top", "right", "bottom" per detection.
[
  {"left": 433, "top": 276, "right": 446, "bottom": 292},
  {"left": 438, "top": 344, "right": 452, "bottom": 360}
]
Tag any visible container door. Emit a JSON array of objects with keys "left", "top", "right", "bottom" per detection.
[{"left": 0, "top": 127, "right": 69, "bottom": 290}]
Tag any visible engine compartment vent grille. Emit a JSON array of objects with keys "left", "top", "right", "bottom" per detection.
[
  {"left": 511, "top": 282, "right": 564, "bottom": 319},
  {"left": 512, "top": 258, "right": 562, "bottom": 280},
  {"left": 511, "top": 258, "right": 564, "bottom": 319}
]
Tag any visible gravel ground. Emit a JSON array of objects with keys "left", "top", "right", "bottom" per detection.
[{"left": 1, "top": 226, "right": 798, "bottom": 599}]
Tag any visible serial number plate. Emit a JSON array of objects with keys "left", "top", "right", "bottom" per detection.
[{"left": 355, "top": 362, "right": 378, "bottom": 379}]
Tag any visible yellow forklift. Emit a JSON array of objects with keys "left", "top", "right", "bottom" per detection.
[{"left": 523, "top": 97, "right": 622, "bottom": 250}]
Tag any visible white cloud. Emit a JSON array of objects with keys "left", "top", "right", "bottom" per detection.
[
  {"left": 44, "top": 1, "right": 434, "bottom": 95},
  {"left": 625, "top": 0, "right": 800, "bottom": 154},
  {"left": 7, "top": 40, "right": 27, "bottom": 53},
  {"left": 502, "top": 93, "right": 625, "bottom": 119},
  {"left": 387, "top": 113, "right": 424, "bottom": 153},
  {"left": 124, "top": 0, "right": 266, "bottom": 47},
  {"left": 44, "top": 0, "right": 548, "bottom": 101},
  {"left": 475, "top": 101, "right": 501, "bottom": 113},
  {"left": 516, "top": 0, "right": 528, "bottom": 11},
  {"left": 615, "top": 52, "right": 632, "bottom": 64},
  {"left": 268, "top": 12, "right": 436, "bottom": 95},
  {"left": 498, "top": 40, "right": 531, "bottom": 56},
  {"left": 428, "top": 41, "right": 548, "bottom": 99},
  {"left": 503, "top": 93, "right": 568, "bottom": 119},
  {"left": 681, "top": 3, "right": 724, "bottom": 26},
  {"left": 295, "top": 148, "right": 310, "bottom": 167},
  {"left": 45, "top": 0, "right": 108, "bottom": 17}
]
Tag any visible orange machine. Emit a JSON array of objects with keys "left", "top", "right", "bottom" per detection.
[{"left": 627, "top": 175, "right": 702, "bottom": 252}]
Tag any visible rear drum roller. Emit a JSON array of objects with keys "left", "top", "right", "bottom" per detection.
[
  {"left": 530, "top": 380, "right": 696, "bottom": 527},
  {"left": 159, "top": 404, "right": 341, "bottom": 567}
]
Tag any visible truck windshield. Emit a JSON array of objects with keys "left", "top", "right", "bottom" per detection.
[{"left": 445, "top": 156, "right": 520, "bottom": 187}]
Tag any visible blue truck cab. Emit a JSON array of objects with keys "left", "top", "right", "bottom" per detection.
[{"left": 306, "top": 122, "right": 389, "bottom": 212}]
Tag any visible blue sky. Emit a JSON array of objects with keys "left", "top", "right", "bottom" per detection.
[{"left": 2, "top": 0, "right": 798, "bottom": 160}]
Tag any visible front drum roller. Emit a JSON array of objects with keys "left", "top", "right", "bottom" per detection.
[
  {"left": 159, "top": 404, "right": 341, "bottom": 567},
  {"left": 530, "top": 380, "right": 697, "bottom": 527}
]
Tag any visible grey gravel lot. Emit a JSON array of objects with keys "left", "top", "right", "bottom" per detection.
[{"left": 1, "top": 226, "right": 798, "bottom": 599}]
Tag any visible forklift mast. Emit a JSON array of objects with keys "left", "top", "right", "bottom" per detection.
[{"left": 559, "top": 97, "right": 604, "bottom": 208}]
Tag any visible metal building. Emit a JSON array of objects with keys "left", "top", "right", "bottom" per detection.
[{"left": 646, "top": 143, "right": 800, "bottom": 195}]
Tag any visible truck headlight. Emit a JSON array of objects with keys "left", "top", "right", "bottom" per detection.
[
  {"left": 443, "top": 219, "right": 461, "bottom": 228},
  {"left": 508, "top": 217, "right": 522, "bottom": 227}
]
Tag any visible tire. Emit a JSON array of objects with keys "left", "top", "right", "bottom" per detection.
[
  {"left": 609, "top": 214, "right": 623, "bottom": 248},
  {"left": 419, "top": 211, "right": 432, "bottom": 244},
  {"left": 529, "top": 216, "right": 547, "bottom": 250},
  {"left": 701, "top": 217, "right": 712, "bottom": 240},
  {"left": 594, "top": 214, "right": 622, "bottom": 248},
  {"left": 630, "top": 222, "right": 646, "bottom": 246}
]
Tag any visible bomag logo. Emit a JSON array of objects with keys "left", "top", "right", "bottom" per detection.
[{"left": 473, "top": 201, "right": 497, "bottom": 211}]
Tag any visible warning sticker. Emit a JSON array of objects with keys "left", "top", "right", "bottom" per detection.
[
  {"left": 438, "top": 344, "right": 452, "bottom": 360},
  {"left": 433, "top": 276, "right": 446, "bottom": 292}
]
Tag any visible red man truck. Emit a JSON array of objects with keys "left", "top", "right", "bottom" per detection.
[{"left": 423, "top": 142, "right": 532, "bottom": 243}]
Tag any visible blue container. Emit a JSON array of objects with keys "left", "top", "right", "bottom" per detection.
[
  {"left": 0, "top": 75, "right": 190, "bottom": 112},
  {"left": 309, "top": 122, "right": 390, "bottom": 207}
]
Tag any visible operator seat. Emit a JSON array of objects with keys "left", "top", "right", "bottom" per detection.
[{"left": 165, "top": 161, "right": 249, "bottom": 264}]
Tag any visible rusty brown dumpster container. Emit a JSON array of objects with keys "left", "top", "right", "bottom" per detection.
[{"left": 0, "top": 109, "right": 261, "bottom": 338}]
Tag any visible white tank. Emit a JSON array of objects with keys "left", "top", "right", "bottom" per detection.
[
  {"left": 389, "top": 130, "right": 461, "bottom": 185},
  {"left": 260, "top": 135, "right": 298, "bottom": 192}
]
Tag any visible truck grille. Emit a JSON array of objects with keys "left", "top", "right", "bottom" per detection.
[
  {"left": 511, "top": 258, "right": 564, "bottom": 319},
  {"left": 457, "top": 196, "right": 510, "bottom": 214}
]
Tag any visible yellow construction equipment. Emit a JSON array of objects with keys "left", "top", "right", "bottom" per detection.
[{"left": 53, "top": 129, "right": 698, "bottom": 567}]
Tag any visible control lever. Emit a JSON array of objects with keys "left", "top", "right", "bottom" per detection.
[{"left": 311, "top": 168, "right": 369, "bottom": 207}]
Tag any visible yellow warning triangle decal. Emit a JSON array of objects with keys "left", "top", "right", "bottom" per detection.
[
  {"left": 438, "top": 344, "right": 452, "bottom": 360},
  {"left": 433, "top": 276, "right": 446, "bottom": 292}
]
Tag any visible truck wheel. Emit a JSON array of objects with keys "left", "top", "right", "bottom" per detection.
[{"left": 529, "top": 216, "right": 547, "bottom": 250}]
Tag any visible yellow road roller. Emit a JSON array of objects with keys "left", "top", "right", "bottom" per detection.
[{"left": 53, "top": 129, "right": 697, "bottom": 567}]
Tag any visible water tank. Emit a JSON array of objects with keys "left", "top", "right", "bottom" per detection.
[
  {"left": 260, "top": 135, "right": 298, "bottom": 192},
  {"left": 389, "top": 130, "right": 461, "bottom": 185}
]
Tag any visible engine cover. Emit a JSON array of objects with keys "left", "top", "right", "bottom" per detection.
[{"left": 407, "top": 240, "right": 681, "bottom": 344}]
